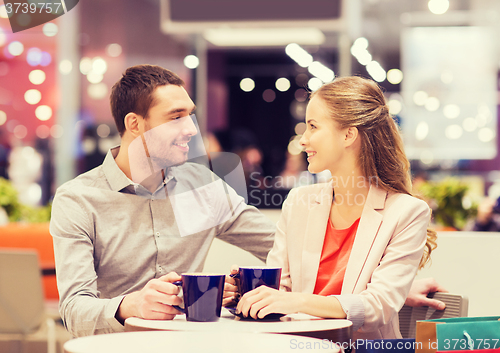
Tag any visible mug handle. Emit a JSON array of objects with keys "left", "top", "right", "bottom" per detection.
[
  {"left": 171, "top": 280, "right": 185, "bottom": 313},
  {"left": 228, "top": 273, "right": 241, "bottom": 306}
]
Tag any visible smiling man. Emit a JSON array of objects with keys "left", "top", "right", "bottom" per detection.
[{"left": 50, "top": 65, "right": 275, "bottom": 337}]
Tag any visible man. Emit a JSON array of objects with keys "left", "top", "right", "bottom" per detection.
[{"left": 50, "top": 65, "right": 275, "bottom": 337}]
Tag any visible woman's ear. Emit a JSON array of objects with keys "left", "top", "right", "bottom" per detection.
[
  {"left": 124, "top": 112, "right": 141, "bottom": 138},
  {"left": 344, "top": 126, "right": 359, "bottom": 147}
]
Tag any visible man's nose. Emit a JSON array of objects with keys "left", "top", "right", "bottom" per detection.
[{"left": 182, "top": 116, "right": 198, "bottom": 136}]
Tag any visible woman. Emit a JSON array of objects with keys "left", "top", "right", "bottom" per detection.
[{"left": 235, "top": 76, "right": 436, "bottom": 340}]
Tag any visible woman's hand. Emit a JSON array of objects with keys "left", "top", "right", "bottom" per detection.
[
  {"left": 236, "top": 286, "right": 302, "bottom": 319},
  {"left": 223, "top": 265, "right": 239, "bottom": 307}
]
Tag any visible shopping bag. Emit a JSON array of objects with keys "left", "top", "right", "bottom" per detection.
[{"left": 415, "top": 316, "right": 500, "bottom": 353}]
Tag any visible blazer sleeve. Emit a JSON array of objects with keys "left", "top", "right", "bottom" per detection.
[
  {"left": 266, "top": 188, "right": 296, "bottom": 292},
  {"left": 348, "top": 196, "right": 430, "bottom": 334}
]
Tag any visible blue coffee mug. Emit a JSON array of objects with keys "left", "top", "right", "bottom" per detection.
[
  {"left": 173, "top": 273, "right": 225, "bottom": 322},
  {"left": 232, "top": 266, "right": 282, "bottom": 295}
]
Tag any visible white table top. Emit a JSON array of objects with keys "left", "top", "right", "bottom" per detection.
[
  {"left": 64, "top": 330, "right": 341, "bottom": 353},
  {"left": 125, "top": 308, "right": 352, "bottom": 334}
]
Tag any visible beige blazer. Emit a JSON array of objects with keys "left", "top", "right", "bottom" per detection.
[{"left": 267, "top": 181, "right": 431, "bottom": 340}]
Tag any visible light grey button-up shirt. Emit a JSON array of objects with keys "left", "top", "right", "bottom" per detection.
[{"left": 50, "top": 147, "right": 275, "bottom": 337}]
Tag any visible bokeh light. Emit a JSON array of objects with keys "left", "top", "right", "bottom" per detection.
[
  {"left": 240, "top": 78, "right": 255, "bottom": 92},
  {"left": 43, "top": 23, "right": 58, "bottom": 37},
  {"left": 106, "top": 43, "right": 122, "bottom": 57},
  {"left": 35, "top": 105, "right": 52, "bottom": 121},
  {"left": 36, "top": 125, "right": 51, "bottom": 139},
  {"left": 51, "top": 124, "right": 64, "bottom": 138},
  {"left": 0, "top": 110, "right": 6, "bottom": 125},
  {"left": 184, "top": 55, "right": 200, "bottom": 69},
  {"left": 262, "top": 89, "right": 276, "bottom": 103},
  {"left": 13, "top": 125, "right": 28, "bottom": 139},
  {"left": 29, "top": 70, "right": 46, "bottom": 85},
  {"left": 59, "top": 60, "right": 73, "bottom": 74},
  {"left": 8, "top": 41, "right": 24, "bottom": 56},
  {"left": 97, "top": 124, "right": 111, "bottom": 138},
  {"left": 87, "top": 83, "right": 108, "bottom": 100},
  {"left": 275, "top": 78, "right": 291, "bottom": 92},
  {"left": 307, "top": 77, "right": 323, "bottom": 91},
  {"left": 387, "top": 69, "right": 403, "bottom": 84},
  {"left": 24, "top": 89, "right": 42, "bottom": 104},
  {"left": 428, "top": 0, "right": 450, "bottom": 15}
]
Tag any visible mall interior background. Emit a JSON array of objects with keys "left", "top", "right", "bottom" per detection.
[{"left": 1, "top": 0, "right": 500, "bottom": 218}]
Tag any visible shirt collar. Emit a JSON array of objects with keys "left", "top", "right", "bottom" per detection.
[{"left": 102, "top": 146, "right": 176, "bottom": 193}]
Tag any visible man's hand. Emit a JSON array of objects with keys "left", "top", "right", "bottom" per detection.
[
  {"left": 223, "top": 265, "right": 239, "bottom": 307},
  {"left": 405, "top": 278, "right": 447, "bottom": 310},
  {"left": 116, "top": 272, "right": 183, "bottom": 324}
]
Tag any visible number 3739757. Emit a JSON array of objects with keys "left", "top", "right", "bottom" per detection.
[
  {"left": 4, "top": 2, "right": 64, "bottom": 15},
  {"left": 443, "top": 338, "right": 499, "bottom": 350}
]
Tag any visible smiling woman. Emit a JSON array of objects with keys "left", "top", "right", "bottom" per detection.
[{"left": 235, "top": 76, "right": 436, "bottom": 341}]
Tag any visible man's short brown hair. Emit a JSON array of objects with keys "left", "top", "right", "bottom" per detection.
[{"left": 110, "top": 65, "right": 185, "bottom": 136}]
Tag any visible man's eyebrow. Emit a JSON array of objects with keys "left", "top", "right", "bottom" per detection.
[{"left": 165, "top": 106, "right": 196, "bottom": 116}]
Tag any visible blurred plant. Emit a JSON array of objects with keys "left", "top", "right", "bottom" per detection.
[
  {"left": 415, "top": 177, "right": 477, "bottom": 230},
  {"left": 0, "top": 177, "right": 51, "bottom": 223}
]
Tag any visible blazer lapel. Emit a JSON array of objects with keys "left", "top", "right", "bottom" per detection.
[
  {"left": 342, "top": 185, "right": 387, "bottom": 294},
  {"left": 301, "top": 181, "right": 333, "bottom": 293}
]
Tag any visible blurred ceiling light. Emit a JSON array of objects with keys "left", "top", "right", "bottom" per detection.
[
  {"left": 424, "top": 97, "right": 440, "bottom": 111},
  {"left": 204, "top": 28, "right": 325, "bottom": 47},
  {"left": 80, "top": 57, "right": 92, "bottom": 75},
  {"left": 356, "top": 51, "right": 372, "bottom": 66},
  {"left": 8, "top": 41, "right": 24, "bottom": 56},
  {"left": 463, "top": 117, "right": 477, "bottom": 132},
  {"left": 445, "top": 124, "right": 463, "bottom": 139},
  {"left": 388, "top": 99, "right": 402, "bottom": 115},
  {"left": 428, "top": 0, "right": 450, "bottom": 15},
  {"left": 24, "top": 89, "right": 41, "bottom": 104},
  {"left": 366, "top": 61, "right": 386, "bottom": 82},
  {"left": 29, "top": 70, "right": 46, "bottom": 85},
  {"left": 26, "top": 47, "right": 42, "bottom": 66},
  {"left": 307, "top": 77, "right": 323, "bottom": 91},
  {"left": 106, "top": 43, "right": 122, "bottom": 57},
  {"left": 441, "top": 70, "right": 453, "bottom": 84},
  {"left": 443, "top": 104, "right": 460, "bottom": 119},
  {"left": 59, "top": 60, "right": 73, "bottom": 74},
  {"left": 350, "top": 37, "right": 368, "bottom": 54},
  {"left": 262, "top": 89, "right": 276, "bottom": 103},
  {"left": 184, "top": 55, "right": 199, "bottom": 69},
  {"left": 287, "top": 136, "right": 303, "bottom": 155},
  {"left": 50, "top": 124, "right": 64, "bottom": 138},
  {"left": 294, "top": 122, "right": 306, "bottom": 135},
  {"left": 415, "top": 121, "right": 429, "bottom": 141},
  {"left": 0, "top": 110, "right": 6, "bottom": 125},
  {"left": 87, "top": 72, "right": 103, "bottom": 84},
  {"left": 413, "top": 91, "right": 428, "bottom": 106},
  {"left": 0, "top": 28, "right": 6, "bottom": 46},
  {"left": 92, "top": 57, "right": 107, "bottom": 75},
  {"left": 286, "top": 43, "right": 313, "bottom": 68},
  {"left": 275, "top": 77, "right": 291, "bottom": 92},
  {"left": 294, "top": 88, "right": 308, "bottom": 102},
  {"left": 36, "top": 125, "right": 50, "bottom": 139},
  {"left": 0, "top": 5, "right": 9, "bottom": 18},
  {"left": 420, "top": 150, "right": 434, "bottom": 165},
  {"left": 40, "top": 52, "right": 51, "bottom": 66},
  {"left": 13, "top": 125, "right": 28, "bottom": 139},
  {"left": 240, "top": 78, "right": 255, "bottom": 92},
  {"left": 35, "top": 105, "right": 52, "bottom": 121},
  {"left": 478, "top": 127, "right": 495, "bottom": 142},
  {"left": 308, "top": 61, "right": 334, "bottom": 83},
  {"left": 87, "top": 83, "right": 108, "bottom": 100},
  {"left": 387, "top": 69, "right": 403, "bottom": 84},
  {"left": 97, "top": 124, "right": 111, "bottom": 138},
  {"left": 43, "top": 22, "right": 58, "bottom": 37}
]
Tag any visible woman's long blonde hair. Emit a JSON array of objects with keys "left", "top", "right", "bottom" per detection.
[{"left": 311, "top": 76, "right": 436, "bottom": 269}]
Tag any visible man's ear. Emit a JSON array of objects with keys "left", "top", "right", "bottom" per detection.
[
  {"left": 124, "top": 112, "right": 141, "bottom": 138},
  {"left": 344, "top": 126, "right": 359, "bottom": 147}
]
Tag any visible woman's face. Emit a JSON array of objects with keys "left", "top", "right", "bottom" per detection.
[{"left": 300, "top": 96, "right": 348, "bottom": 175}]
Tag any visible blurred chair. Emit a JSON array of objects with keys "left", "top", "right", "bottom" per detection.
[
  {"left": 357, "top": 293, "right": 468, "bottom": 353},
  {"left": 399, "top": 292, "right": 469, "bottom": 339},
  {"left": 0, "top": 249, "right": 56, "bottom": 353}
]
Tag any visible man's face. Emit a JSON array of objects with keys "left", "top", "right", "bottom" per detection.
[{"left": 136, "top": 85, "right": 198, "bottom": 176}]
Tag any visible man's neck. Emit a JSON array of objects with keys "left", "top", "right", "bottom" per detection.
[{"left": 114, "top": 141, "right": 132, "bottom": 180}]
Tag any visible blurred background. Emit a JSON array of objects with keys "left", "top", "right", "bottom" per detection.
[{"left": 1, "top": 0, "right": 500, "bottom": 229}]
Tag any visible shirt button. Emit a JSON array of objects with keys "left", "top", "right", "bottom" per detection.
[{"left": 156, "top": 232, "right": 160, "bottom": 237}]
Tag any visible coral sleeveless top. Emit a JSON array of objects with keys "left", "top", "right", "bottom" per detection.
[{"left": 313, "top": 217, "right": 360, "bottom": 296}]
